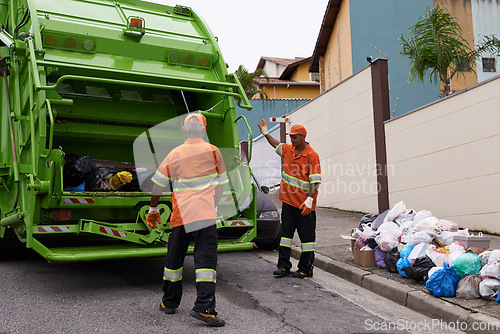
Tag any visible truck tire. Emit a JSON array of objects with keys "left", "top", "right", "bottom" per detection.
[{"left": 0, "top": 228, "right": 17, "bottom": 260}]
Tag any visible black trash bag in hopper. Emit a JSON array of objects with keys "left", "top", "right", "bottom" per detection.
[
  {"left": 384, "top": 247, "right": 400, "bottom": 273},
  {"left": 85, "top": 165, "right": 121, "bottom": 191},
  {"left": 118, "top": 170, "right": 142, "bottom": 192},
  {"left": 63, "top": 154, "right": 97, "bottom": 187},
  {"left": 403, "top": 255, "right": 435, "bottom": 283}
]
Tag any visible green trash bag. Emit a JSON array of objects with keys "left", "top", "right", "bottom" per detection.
[{"left": 454, "top": 253, "right": 481, "bottom": 277}]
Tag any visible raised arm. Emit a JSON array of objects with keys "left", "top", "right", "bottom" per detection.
[{"left": 258, "top": 118, "right": 280, "bottom": 148}]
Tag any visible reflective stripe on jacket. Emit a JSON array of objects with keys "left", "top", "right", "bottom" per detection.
[
  {"left": 153, "top": 138, "right": 227, "bottom": 227},
  {"left": 275, "top": 142, "right": 321, "bottom": 209}
]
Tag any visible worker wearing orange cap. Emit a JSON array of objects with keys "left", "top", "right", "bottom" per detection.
[
  {"left": 258, "top": 119, "right": 321, "bottom": 278},
  {"left": 146, "top": 112, "right": 228, "bottom": 327}
]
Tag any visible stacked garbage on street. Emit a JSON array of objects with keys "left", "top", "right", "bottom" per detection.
[{"left": 352, "top": 201, "right": 500, "bottom": 302}]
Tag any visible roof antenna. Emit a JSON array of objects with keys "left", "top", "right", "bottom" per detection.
[
  {"left": 370, "top": 45, "right": 388, "bottom": 58},
  {"left": 392, "top": 98, "right": 399, "bottom": 118}
]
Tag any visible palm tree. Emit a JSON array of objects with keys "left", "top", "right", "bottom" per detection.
[
  {"left": 234, "top": 65, "right": 269, "bottom": 99},
  {"left": 399, "top": 4, "right": 500, "bottom": 96}
]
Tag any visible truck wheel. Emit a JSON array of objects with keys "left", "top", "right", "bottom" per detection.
[{"left": 0, "top": 228, "right": 17, "bottom": 260}]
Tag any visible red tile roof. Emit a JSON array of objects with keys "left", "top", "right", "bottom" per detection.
[
  {"left": 256, "top": 57, "right": 306, "bottom": 70},
  {"left": 253, "top": 76, "right": 319, "bottom": 86}
]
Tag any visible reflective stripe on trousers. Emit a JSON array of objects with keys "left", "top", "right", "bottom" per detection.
[
  {"left": 301, "top": 242, "right": 315, "bottom": 252},
  {"left": 196, "top": 268, "right": 216, "bottom": 283},
  {"left": 164, "top": 267, "right": 183, "bottom": 282},
  {"left": 280, "top": 237, "right": 292, "bottom": 248}
]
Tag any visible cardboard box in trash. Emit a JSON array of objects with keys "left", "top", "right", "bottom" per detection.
[
  {"left": 352, "top": 247, "right": 377, "bottom": 267},
  {"left": 453, "top": 234, "right": 490, "bottom": 249},
  {"left": 340, "top": 228, "right": 377, "bottom": 268}
]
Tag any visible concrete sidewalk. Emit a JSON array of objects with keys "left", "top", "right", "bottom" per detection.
[{"left": 267, "top": 190, "right": 500, "bottom": 334}]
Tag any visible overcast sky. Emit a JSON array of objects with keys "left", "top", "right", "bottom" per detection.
[{"left": 151, "top": 0, "right": 330, "bottom": 72}]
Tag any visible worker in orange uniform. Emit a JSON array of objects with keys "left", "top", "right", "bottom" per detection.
[
  {"left": 258, "top": 119, "right": 321, "bottom": 278},
  {"left": 146, "top": 112, "right": 228, "bottom": 327}
]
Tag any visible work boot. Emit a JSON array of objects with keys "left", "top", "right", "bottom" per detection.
[
  {"left": 273, "top": 268, "right": 290, "bottom": 277},
  {"left": 290, "top": 270, "right": 313, "bottom": 278},
  {"left": 159, "top": 303, "right": 176, "bottom": 314},
  {"left": 190, "top": 310, "right": 225, "bottom": 327}
]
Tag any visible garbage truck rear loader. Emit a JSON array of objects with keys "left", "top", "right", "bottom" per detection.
[{"left": 0, "top": 0, "right": 256, "bottom": 262}]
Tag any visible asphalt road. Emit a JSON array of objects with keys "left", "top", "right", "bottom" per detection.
[{"left": 0, "top": 248, "right": 462, "bottom": 334}]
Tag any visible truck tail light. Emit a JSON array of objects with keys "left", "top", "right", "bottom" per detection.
[{"left": 129, "top": 17, "right": 144, "bottom": 29}]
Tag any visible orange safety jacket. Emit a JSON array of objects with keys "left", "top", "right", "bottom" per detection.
[
  {"left": 151, "top": 138, "right": 228, "bottom": 227},
  {"left": 275, "top": 142, "right": 321, "bottom": 210}
]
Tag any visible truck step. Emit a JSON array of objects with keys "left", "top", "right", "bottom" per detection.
[{"left": 31, "top": 239, "right": 253, "bottom": 263}]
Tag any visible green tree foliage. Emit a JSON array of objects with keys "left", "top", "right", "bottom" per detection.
[
  {"left": 400, "top": 3, "right": 499, "bottom": 96},
  {"left": 234, "top": 65, "right": 269, "bottom": 99}
]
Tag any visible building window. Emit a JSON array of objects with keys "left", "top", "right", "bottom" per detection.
[{"left": 482, "top": 58, "right": 496, "bottom": 72}]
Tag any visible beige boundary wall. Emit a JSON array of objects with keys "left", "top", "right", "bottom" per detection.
[
  {"left": 385, "top": 75, "right": 500, "bottom": 234},
  {"left": 285, "top": 67, "right": 379, "bottom": 214}
]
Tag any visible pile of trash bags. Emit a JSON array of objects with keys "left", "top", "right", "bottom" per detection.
[
  {"left": 352, "top": 201, "right": 500, "bottom": 302},
  {"left": 63, "top": 154, "right": 153, "bottom": 192}
]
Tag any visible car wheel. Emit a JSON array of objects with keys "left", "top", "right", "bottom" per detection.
[{"left": 255, "top": 232, "right": 281, "bottom": 251}]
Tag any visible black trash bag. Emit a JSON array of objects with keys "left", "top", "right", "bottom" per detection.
[
  {"left": 85, "top": 165, "right": 121, "bottom": 191},
  {"left": 402, "top": 255, "right": 435, "bottom": 283},
  {"left": 64, "top": 154, "right": 97, "bottom": 187},
  {"left": 358, "top": 213, "right": 379, "bottom": 228},
  {"left": 118, "top": 170, "right": 142, "bottom": 192},
  {"left": 384, "top": 247, "right": 400, "bottom": 273},
  {"left": 366, "top": 237, "right": 378, "bottom": 250}
]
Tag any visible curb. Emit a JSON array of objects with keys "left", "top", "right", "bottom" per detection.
[{"left": 290, "top": 245, "right": 500, "bottom": 334}]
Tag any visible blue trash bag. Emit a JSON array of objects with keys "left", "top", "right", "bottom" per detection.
[
  {"left": 397, "top": 243, "right": 415, "bottom": 277},
  {"left": 426, "top": 262, "right": 461, "bottom": 297},
  {"left": 496, "top": 293, "right": 500, "bottom": 303}
]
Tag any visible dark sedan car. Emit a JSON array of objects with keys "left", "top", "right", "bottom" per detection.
[{"left": 251, "top": 174, "right": 281, "bottom": 250}]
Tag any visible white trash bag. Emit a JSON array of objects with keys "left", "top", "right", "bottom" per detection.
[
  {"left": 377, "top": 221, "right": 402, "bottom": 237},
  {"left": 408, "top": 243, "right": 430, "bottom": 264},
  {"left": 479, "top": 278, "right": 500, "bottom": 300},
  {"left": 413, "top": 210, "right": 433, "bottom": 224},
  {"left": 415, "top": 216, "right": 440, "bottom": 232},
  {"left": 447, "top": 242, "right": 466, "bottom": 266},
  {"left": 438, "top": 219, "right": 459, "bottom": 232},
  {"left": 433, "top": 230, "right": 454, "bottom": 247},
  {"left": 480, "top": 262, "right": 500, "bottom": 280},
  {"left": 410, "top": 231, "right": 433, "bottom": 245},
  {"left": 426, "top": 246, "right": 450, "bottom": 267},
  {"left": 395, "top": 209, "right": 416, "bottom": 225},
  {"left": 385, "top": 201, "right": 407, "bottom": 223},
  {"left": 375, "top": 234, "right": 399, "bottom": 252},
  {"left": 456, "top": 274, "right": 482, "bottom": 299}
]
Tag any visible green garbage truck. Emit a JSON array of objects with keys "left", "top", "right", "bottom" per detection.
[{"left": 0, "top": 0, "right": 257, "bottom": 262}]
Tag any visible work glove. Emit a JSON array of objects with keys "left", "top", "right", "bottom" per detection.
[
  {"left": 258, "top": 118, "right": 269, "bottom": 136},
  {"left": 146, "top": 207, "right": 161, "bottom": 228},
  {"left": 299, "top": 197, "right": 314, "bottom": 216}
]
